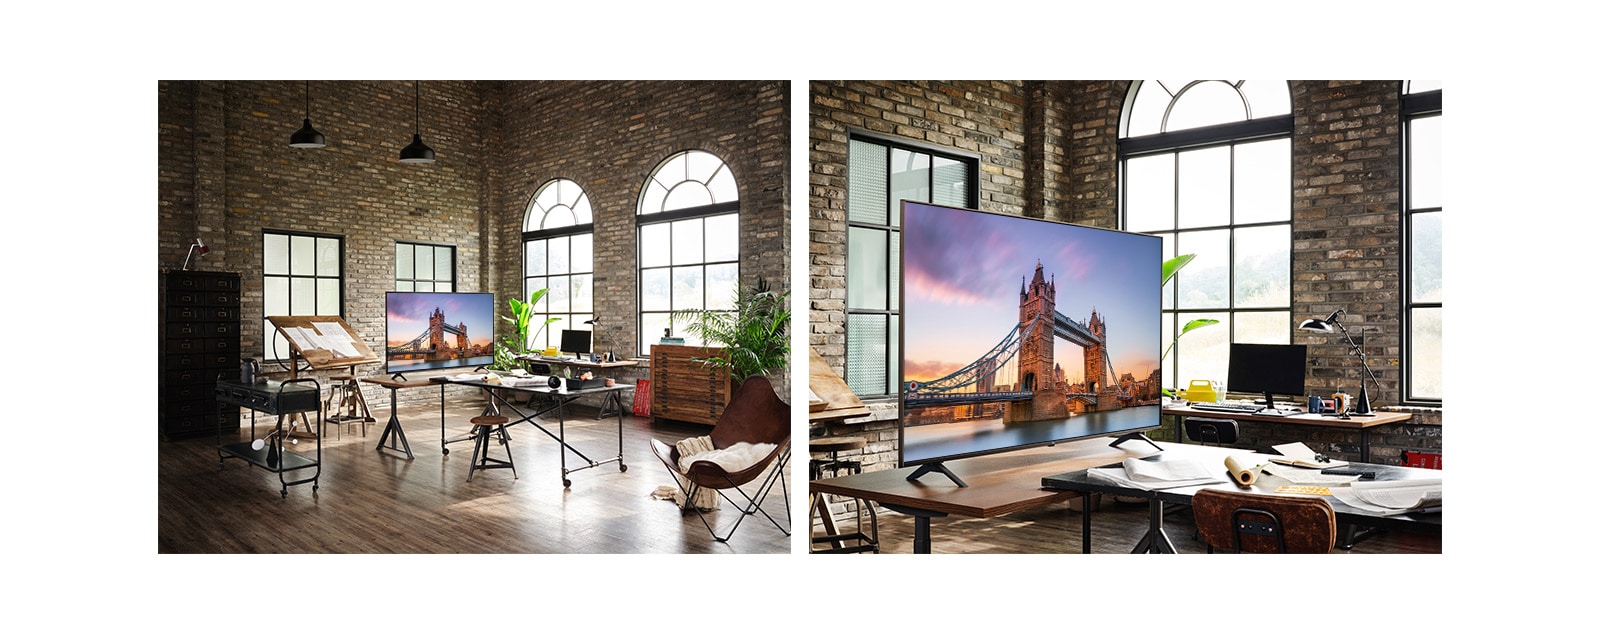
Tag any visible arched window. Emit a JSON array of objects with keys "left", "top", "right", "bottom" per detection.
[
  {"left": 637, "top": 150, "right": 739, "bottom": 356},
  {"left": 1402, "top": 81, "right": 1442, "bottom": 403},
  {"left": 523, "top": 178, "right": 593, "bottom": 352},
  {"left": 1121, "top": 80, "right": 1293, "bottom": 390}
]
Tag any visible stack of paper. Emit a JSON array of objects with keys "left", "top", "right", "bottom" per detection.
[
  {"left": 1330, "top": 479, "right": 1442, "bottom": 515},
  {"left": 1087, "top": 457, "right": 1226, "bottom": 490}
]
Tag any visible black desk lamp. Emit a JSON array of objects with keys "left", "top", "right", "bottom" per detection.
[
  {"left": 584, "top": 318, "right": 608, "bottom": 362},
  {"left": 1298, "top": 309, "right": 1378, "bottom": 416}
]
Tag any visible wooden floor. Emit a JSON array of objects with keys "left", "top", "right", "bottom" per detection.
[
  {"left": 158, "top": 393, "right": 792, "bottom": 554},
  {"left": 816, "top": 492, "right": 1442, "bottom": 555}
]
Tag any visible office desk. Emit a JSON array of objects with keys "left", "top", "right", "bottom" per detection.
[
  {"left": 1162, "top": 404, "right": 1412, "bottom": 461},
  {"left": 809, "top": 438, "right": 1160, "bottom": 553},
  {"left": 431, "top": 376, "right": 633, "bottom": 488},
  {"left": 1041, "top": 442, "right": 1442, "bottom": 553},
  {"left": 515, "top": 355, "right": 639, "bottom": 419}
]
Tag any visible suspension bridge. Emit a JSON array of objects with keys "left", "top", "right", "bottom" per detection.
[{"left": 388, "top": 307, "right": 475, "bottom": 361}]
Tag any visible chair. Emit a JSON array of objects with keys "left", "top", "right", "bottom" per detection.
[
  {"left": 808, "top": 435, "right": 879, "bottom": 554},
  {"left": 1183, "top": 417, "right": 1239, "bottom": 446},
  {"left": 323, "top": 373, "right": 375, "bottom": 439},
  {"left": 650, "top": 375, "right": 791, "bottom": 543},
  {"left": 466, "top": 415, "right": 516, "bottom": 482},
  {"left": 1191, "top": 488, "right": 1337, "bottom": 553}
]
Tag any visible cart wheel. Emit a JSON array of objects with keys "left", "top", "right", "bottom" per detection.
[
  {"left": 620, "top": 464, "right": 628, "bottom": 473},
  {"left": 563, "top": 479, "right": 572, "bottom": 488},
  {"left": 443, "top": 448, "right": 450, "bottom": 455},
  {"left": 280, "top": 489, "right": 288, "bottom": 498}
]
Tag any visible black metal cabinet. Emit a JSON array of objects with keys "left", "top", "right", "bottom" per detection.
[{"left": 160, "top": 270, "right": 241, "bottom": 439}]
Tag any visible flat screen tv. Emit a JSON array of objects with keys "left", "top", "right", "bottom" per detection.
[
  {"left": 1226, "top": 343, "right": 1307, "bottom": 413},
  {"left": 384, "top": 292, "right": 496, "bottom": 378},
  {"left": 898, "top": 201, "right": 1163, "bottom": 486}
]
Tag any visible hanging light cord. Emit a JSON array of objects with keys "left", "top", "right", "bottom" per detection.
[
  {"left": 413, "top": 80, "right": 420, "bottom": 134},
  {"left": 304, "top": 80, "right": 311, "bottom": 118}
]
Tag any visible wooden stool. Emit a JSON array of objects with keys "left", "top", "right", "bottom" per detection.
[
  {"left": 324, "top": 374, "right": 375, "bottom": 439},
  {"left": 467, "top": 415, "right": 516, "bottom": 482},
  {"left": 808, "top": 435, "right": 878, "bottom": 554}
]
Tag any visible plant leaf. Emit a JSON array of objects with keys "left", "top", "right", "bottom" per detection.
[
  {"left": 1162, "top": 254, "right": 1196, "bottom": 287},
  {"left": 1178, "top": 318, "right": 1219, "bottom": 336}
]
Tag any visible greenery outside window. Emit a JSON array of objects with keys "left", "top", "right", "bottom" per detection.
[{"left": 1403, "top": 80, "right": 1442, "bottom": 403}]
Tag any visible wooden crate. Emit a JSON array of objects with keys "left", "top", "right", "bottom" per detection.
[{"left": 650, "top": 345, "right": 731, "bottom": 426}]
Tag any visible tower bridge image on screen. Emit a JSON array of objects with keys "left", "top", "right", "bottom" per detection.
[
  {"left": 903, "top": 262, "right": 1161, "bottom": 426},
  {"left": 387, "top": 306, "right": 487, "bottom": 361}
]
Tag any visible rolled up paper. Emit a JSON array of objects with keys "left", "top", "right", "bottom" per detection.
[{"left": 1224, "top": 455, "right": 1258, "bottom": 487}]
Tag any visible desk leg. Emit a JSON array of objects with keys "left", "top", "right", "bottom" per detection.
[
  {"left": 881, "top": 503, "right": 947, "bottom": 554},
  {"left": 1082, "top": 497, "right": 1092, "bottom": 554},
  {"left": 374, "top": 387, "right": 413, "bottom": 459},
  {"left": 1360, "top": 429, "right": 1370, "bottom": 462},
  {"left": 1131, "top": 500, "right": 1178, "bottom": 554}
]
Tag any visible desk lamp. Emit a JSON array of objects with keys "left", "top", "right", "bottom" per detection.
[
  {"left": 1298, "top": 309, "right": 1377, "bottom": 416},
  {"left": 584, "top": 318, "right": 608, "bottom": 362},
  {"left": 182, "top": 238, "right": 211, "bottom": 271}
]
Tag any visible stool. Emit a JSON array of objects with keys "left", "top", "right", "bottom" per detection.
[
  {"left": 324, "top": 374, "right": 375, "bottom": 440},
  {"left": 467, "top": 415, "right": 516, "bottom": 482},
  {"left": 808, "top": 435, "right": 878, "bottom": 554}
]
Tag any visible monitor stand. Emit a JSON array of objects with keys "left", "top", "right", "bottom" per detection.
[
  {"left": 1109, "top": 432, "right": 1162, "bottom": 451},
  {"left": 906, "top": 462, "right": 968, "bottom": 487},
  {"left": 390, "top": 371, "right": 409, "bottom": 382}
]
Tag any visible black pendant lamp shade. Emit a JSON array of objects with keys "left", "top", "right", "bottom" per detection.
[
  {"left": 399, "top": 80, "right": 435, "bottom": 163},
  {"left": 288, "top": 81, "right": 326, "bottom": 148}
]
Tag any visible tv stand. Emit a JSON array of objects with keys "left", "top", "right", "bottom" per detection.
[
  {"left": 1109, "top": 431, "right": 1162, "bottom": 451},
  {"left": 390, "top": 372, "right": 408, "bottom": 382},
  {"left": 906, "top": 462, "right": 968, "bottom": 487}
]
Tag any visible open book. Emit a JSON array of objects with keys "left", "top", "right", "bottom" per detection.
[
  {"left": 1330, "top": 478, "right": 1442, "bottom": 515},
  {"left": 1087, "top": 457, "right": 1225, "bottom": 490},
  {"left": 1267, "top": 441, "right": 1348, "bottom": 469}
]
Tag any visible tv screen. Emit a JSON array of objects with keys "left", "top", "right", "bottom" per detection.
[
  {"left": 899, "top": 201, "right": 1163, "bottom": 469},
  {"left": 385, "top": 292, "right": 496, "bottom": 374},
  {"left": 559, "top": 329, "right": 592, "bottom": 356},
  {"left": 1226, "top": 343, "right": 1307, "bottom": 408}
]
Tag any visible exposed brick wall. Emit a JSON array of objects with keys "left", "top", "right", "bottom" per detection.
[
  {"left": 157, "top": 80, "right": 791, "bottom": 414},
  {"left": 808, "top": 80, "right": 1442, "bottom": 469}
]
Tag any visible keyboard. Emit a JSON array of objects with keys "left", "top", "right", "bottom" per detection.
[{"left": 1189, "top": 402, "right": 1263, "bottom": 413}]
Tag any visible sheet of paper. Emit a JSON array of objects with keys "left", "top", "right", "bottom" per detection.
[
  {"left": 281, "top": 326, "right": 316, "bottom": 351},
  {"left": 1273, "top": 442, "right": 1320, "bottom": 462},
  {"left": 1262, "top": 464, "right": 1360, "bottom": 484},
  {"left": 311, "top": 321, "right": 361, "bottom": 358}
]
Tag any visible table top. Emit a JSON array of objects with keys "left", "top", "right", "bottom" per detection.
[
  {"left": 514, "top": 354, "right": 639, "bottom": 369},
  {"left": 1162, "top": 403, "right": 1413, "bottom": 429},
  {"left": 808, "top": 347, "right": 872, "bottom": 423},
  {"left": 809, "top": 437, "right": 1162, "bottom": 519},
  {"left": 1040, "top": 443, "right": 1441, "bottom": 530},
  {"left": 361, "top": 375, "right": 443, "bottom": 390},
  {"left": 428, "top": 374, "right": 634, "bottom": 396}
]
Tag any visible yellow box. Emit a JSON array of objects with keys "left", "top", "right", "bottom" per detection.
[{"left": 1178, "top": 379, "right": 1222, "bottom": 403}]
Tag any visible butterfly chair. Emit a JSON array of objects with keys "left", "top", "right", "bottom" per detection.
[
  {"left": 650, "top": 375, "right": 792, "bottom": 543},
  {"left": 1191, "top": 488, "right": 1337, "bottom": 554}
]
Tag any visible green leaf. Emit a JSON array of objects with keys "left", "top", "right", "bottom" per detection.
[
  {"left": 1179, "top": 318, "right": 1219, "bottom": 336},
  {"left": 1162, "top": 254, "right": 1196, "bottom": 287}
]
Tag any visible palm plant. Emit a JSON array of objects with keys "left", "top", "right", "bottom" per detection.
[
  {"left": 671, "top": 278, "right": 790, "bottom": 384},
  {"left": 1160, "top": 254, "right": 1219, "bottom": 396}
]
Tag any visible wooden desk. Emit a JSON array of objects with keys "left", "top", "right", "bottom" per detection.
[
  {"left": 517, "top": 354, "right": 639, "bottom": 419},
  {"left": 809, "top": 437, "right": 1161, "bottom": 553},
  {"left": 1041, "top": 442, "right": 1442, "bottom": 553},
  {"left": 432, "top": 376, "right": 634, "bottom": 488},
  {"left": 1163, "top": 404, "right": 1412, "bottom": 461}
]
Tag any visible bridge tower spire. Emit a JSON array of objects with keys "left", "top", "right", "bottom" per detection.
[{"left": 1006, "top": 261, "right": 1067, "bottom": 423}]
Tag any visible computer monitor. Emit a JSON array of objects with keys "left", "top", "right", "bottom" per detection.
[
  {"left": 1225, "top": 343, "right": 1308, "bottom": 412},
  {"left": 559, "top": 329, "right": 592, "bottom": 357}
]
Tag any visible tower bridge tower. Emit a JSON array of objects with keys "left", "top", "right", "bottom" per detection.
[{"left": 1006, "top": 262, "right": 1068, "bottom": 423}]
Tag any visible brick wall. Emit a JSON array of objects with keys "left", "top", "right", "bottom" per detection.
[
  {"left": 158, "top": 80, "right": 791, "bottom": 414},
  {"left": 808, "top": 80, "right": 1441, "bottom": 470}
]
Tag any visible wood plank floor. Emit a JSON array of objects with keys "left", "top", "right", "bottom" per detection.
[{"left": 158, "top": 393, "right": 792, "bottom": 554}]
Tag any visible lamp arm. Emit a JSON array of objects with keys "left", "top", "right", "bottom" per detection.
[{"left": 1335, "top": 321, "right": 1382, "bottom": 395}]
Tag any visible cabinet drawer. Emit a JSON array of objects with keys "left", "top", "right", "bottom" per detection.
[
  {"left": 166, "top": 290, "right": 237, "bottom": 308},
  {"left": 163, "top": 336, "right": 236, "bottom": 355},
  {"left": 167, "top": 273, "right": 240, "bottom": 293},
  {"left": 165, "top": 321, "right": 238, "bottom": 338},
  {"left": 165, "top": 352, "right": 237, "bottom": 370},
  {"left": 167, "top": 304, "right": 240, "bottom": 322}
]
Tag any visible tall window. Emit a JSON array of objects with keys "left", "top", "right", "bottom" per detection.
[
  {"left": 395, "top": 242, "right": 455, "bottom": 292},
  {"left": 524, "top": 178, "right": 594, "bottom": 352},
  {"left": 637, "top": 150, "right": 739, "bottom": 356},
  {"left": 845, "top": 133, "right": 977, "bottom": 398},
  {"left": 1403, "top": 81, "right": 1442, "bottom": 403},
  {"left": 1120, "top": 80, "right": 1293, "bottom": 389},
  {"left": 263, "top": 230, "right": 343, "bottom": 361}
]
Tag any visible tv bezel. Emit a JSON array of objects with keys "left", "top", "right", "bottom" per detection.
[
  {"left": 383, "top": 291, "right": 497, "bottom": 376},
  {"left": 896, "top": 200, "right": 1164, "bottom": 470}
]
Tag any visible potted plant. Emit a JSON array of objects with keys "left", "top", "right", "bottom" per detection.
[
  {"left": 1160, "top": 254, "right": 1219, "bottom": 398},
  {"left": 486, "top": 290, "right": 561, "bottom": 374},
  {"left": 670, "top": 277, "right": 790, "bottom": 385}
]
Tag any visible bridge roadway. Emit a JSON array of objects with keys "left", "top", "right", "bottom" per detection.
[{"left": 903, "top": 390, "right": 1101, "bottom": 408}]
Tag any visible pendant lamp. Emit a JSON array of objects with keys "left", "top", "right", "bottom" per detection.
[
  {"left": 288, "top": 80, "right": 326, "bottom": 148},
  {"left": 399, "top": 80, "right": 435, "bottom": 163}
]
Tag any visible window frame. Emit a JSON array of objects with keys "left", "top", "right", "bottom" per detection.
[
  {"left": 1117, "top": 81, "right": 1294, "bottom": 390},
  {"left": 636, "top": 150, "right": 740, "bottom": 358},
  {"left": 523, "top": 179, "right": 596, "bottom": 354},
  {"left": 261, "top": 228, "right": 345, "bottom": 362},
  {"left": 844, "top": 130, "right": 981, "bottom": 400},
  {"left": 394, "top": 240, "right": 457, "bottom": 292},
  {"left": 1401, "top": 84, "right": 1443, "bottom": 405}
]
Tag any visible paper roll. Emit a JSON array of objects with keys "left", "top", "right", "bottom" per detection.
[{"left": 1224, "top": 455, "right": 1258, "bottom": 487}]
